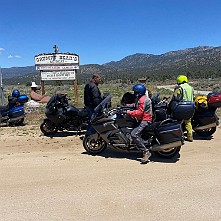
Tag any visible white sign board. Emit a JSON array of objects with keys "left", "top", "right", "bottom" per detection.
[
  {"left": 41, "top": 71, "right": 76, "bottom": 81},
  {"left": 36, "top": 65, "right": 79, "bottom": 71},
  {"left": 35, "top": 53, "right": 79, "bottom": 65}
]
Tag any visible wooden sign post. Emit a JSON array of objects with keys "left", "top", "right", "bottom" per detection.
[{"left": 34, "top": 45, "right": 80, "bottom": 103}]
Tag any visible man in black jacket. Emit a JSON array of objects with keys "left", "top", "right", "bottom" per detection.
[{"left": 84, "top": 73, "right": 103, "bottom": 135}]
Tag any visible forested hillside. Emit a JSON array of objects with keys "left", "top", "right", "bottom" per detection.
[{"left": 2, "top": 46, "right": 221, "bottom": 85}]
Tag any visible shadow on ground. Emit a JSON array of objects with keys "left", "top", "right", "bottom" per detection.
[
  {"left": 82, "top": 147, "right": 180, "bottom": 164},
  {"left": 43, "top": 131, "right": 86, "bottom": 138}
]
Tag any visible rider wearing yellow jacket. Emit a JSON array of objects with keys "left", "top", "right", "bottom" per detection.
[{"left": 173, "top": 75, "right": 194, "bottom": 142}]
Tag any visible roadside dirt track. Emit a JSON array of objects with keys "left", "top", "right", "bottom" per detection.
[{"left": 0, "top": 124, "right": 221, "bottom": 221}]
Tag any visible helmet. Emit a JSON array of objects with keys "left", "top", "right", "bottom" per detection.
[
  {"left": 177, "top": 75, "right": 188, "bottom": 84},
  {"left": 132, "top": 84, "right": 146, "bottom": 96},
  {"left": 12, "top": 89, "right": 20, "bottom": 98}
]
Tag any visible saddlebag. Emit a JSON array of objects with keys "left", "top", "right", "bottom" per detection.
[
  {"left": 194, "top": 110, "right": 217, "bottom": 125},
  {"left": 207, "top": 92, "right": 221, "bottom": 108},
  {"left": 156, "top": 120, "right": 182, "bottom": 144},
  {"left": 9, "top": 106, "right": 24, "bottom": 118},
  {"left": 170, "top": 101, "right": 195, "bottom": 121}
]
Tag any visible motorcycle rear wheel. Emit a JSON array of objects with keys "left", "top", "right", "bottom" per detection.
[
  {"left": 83, "top": 134, "right": 107, "bottom": 155},
  {"left": 194, "top": 127, "right": 216, "bottom": 137},
  {"left": 155, "top": 146, "right": 181, "bottom": 158},
  {"left": 40, "top": 119, "right": 58, "bottom": 135}
]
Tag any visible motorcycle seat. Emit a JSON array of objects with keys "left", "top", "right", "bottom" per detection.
[
  {"left": 78, "top": 110, "right": 88, "bottom": 118},
  {"left": 144, "top": 122, "right": 161, "bottom": 132},
  {"left": 0, "top": 105, "right": 9, "bottom": 113}
]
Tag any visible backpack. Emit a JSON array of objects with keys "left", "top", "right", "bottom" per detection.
[{"left": 195, "top": 95, "right": 208, "bottom": 111}]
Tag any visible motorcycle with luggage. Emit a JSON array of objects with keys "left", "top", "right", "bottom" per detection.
[
  {"left": 0, "top": 94, "right": 29, "bottom": 126},
  {"left": 82, "top": 94, "right": 194, "bottom": 159},
  {"left": 154, "top": 92, "right": 220, "bottom": 138},
  {"left": 190, "top": 92, "right": 220, "bottom": 137},
  {"left": 40, "top": 93, "right": 88, "bottom": 135}
]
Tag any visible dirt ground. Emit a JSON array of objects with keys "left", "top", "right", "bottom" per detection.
[{"left": 0, "top": 116, "right": 221, "bottom": 221}]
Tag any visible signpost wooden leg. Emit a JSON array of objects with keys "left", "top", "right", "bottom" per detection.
[{"left": 41, "top": 80, "right": 45, "bottom": 95}]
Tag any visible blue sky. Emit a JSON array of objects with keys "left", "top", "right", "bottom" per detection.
[{"left": 0, "top": 0, "right": 221, "bottom": 68}]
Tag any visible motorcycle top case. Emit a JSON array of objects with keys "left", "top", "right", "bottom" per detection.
[
  {"left": 207, "top": 92, "right": 221, "bottom": 108},
  {"left": 9, "top": 106, "right": 25, "bottom": 118},
  {"left": 156, "top": 121, "right": 182, "bottom": 144},
  {"left": 170, "top": 101, "right": 195, "bottom": 121},
  {"left": 17, "top": 94, "right": 29, "bottom": 104}
]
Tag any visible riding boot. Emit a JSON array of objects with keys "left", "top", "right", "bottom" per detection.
[{"left": 141, "top": 150, "right": 151, "bottom": 163}]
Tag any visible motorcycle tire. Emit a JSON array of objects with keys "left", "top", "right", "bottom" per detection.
[
  {"left": 40, "top": 119, "right": 58, "bottom": 136},
  {"left": 155, "top": 146, "right": 181, "bottom": 158},
  {"left": 194, "top": 127, "right": 216, "bottom": 137},
  {"left": 83, "top": 134, "right": 107, "bottom": 155}
]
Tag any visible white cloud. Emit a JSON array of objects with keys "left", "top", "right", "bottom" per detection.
[
  {"left": 8, "top": 55, "right": 21, "bottom": 59},
  {"left": 0, "top": 48, "right": 5, "bottom": 54}
]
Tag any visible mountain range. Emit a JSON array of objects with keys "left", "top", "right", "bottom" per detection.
[{"left": 2, "top": 46, "right": 221, "bottom": 85}]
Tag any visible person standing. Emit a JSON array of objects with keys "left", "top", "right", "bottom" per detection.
[
  {"left": 126, "top": 84, "right": 153, "bottom": 163},
  {"left": 172, "top": 75, "right": 194, "bottom": 142},
  {"left": 84, "top": 73, "right": 103, "bottom": 135}
]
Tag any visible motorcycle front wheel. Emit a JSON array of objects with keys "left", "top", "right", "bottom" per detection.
[
  {"left": 155, "top": 146, "right": 181, "bottom": 158},
  {"left": 83, "top": 134, "right": 107, "bottom": 155},
  {"left": 40, "top": 119, "right": 58, "bottom": 135},
  {"left": 194, "top": 127, "right": 216, "bottom": 137}
]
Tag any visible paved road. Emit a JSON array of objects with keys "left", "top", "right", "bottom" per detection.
[{"left": 156, "top": 85, "right": 212, "bottom": 95}]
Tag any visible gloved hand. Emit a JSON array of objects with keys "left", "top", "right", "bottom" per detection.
[{"left": 120, "top": 109, "right": 129, "bottom": 115}]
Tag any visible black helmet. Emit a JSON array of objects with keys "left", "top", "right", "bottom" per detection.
[
  {"left": 132, "top": 84, "right": 146, "bottom": 96},
  {"left": 12, "top": 89, "right": 20, "bottom": 98}
]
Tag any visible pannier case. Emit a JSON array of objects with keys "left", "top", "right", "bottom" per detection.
[
  {"left": 9, "top": 106, "right": 25, "bottom": 118},
  {"left": 207, "top": 92, "right": 221, "bottom": 108},
  {"left": 156, "top": 121, "right": 182, "bottom": 144},
  {"left": 194, "top": 110, "right": 217, "bottom": 126},
  {"left": 171, "top": 101, "right": 195, "bottom": 121}
]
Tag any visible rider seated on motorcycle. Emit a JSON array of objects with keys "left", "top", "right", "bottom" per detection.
[
  {"left": 172, "top": 75, "right": 194, "bottom": 142},
  {"left": 125, "top": 84, "right": 153, "bottom": 163},
  {"left": 8, "top": 89, "right": 20, "bottom": 108}
]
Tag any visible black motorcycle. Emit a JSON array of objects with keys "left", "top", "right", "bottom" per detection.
[
  {"left": 83, "top": 94, "right": 184, "bottom": 159},
  {"left": 40, "top": 93, "right": 88, "bottom": 135},
  {"left": 191, "top": 106, "right": 219, "bottom": 137},
  {"left": 152, "top": 92, "right": 219, "bottom": 137}
]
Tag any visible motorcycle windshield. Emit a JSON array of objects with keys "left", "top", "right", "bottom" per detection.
[{"left": 94, "top": 94, "right": 112, "bottom": 114}]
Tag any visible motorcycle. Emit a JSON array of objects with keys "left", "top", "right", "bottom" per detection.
[
  {"left": 83, "top": 94, "right": 184, "bottom": 159},
  {"left": 40, "top": 93, "right": 88, "bottom": 135},
  {"left": 0, "top": 94, "right": 29, "bottom": 126},
  {"left": 121, "top": 91, "right": 219, "bottom": 138},
  {"left": 151, "top": 92, "right": 220, "bottom": 137},
  {"left": 191, "top": 106, "right": 219, "bottom": 137}
]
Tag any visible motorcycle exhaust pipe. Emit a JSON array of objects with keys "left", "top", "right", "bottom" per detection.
[
  {"left": 151, "top": 141, "right": 182, "bottom": 151},
  {"left": 193, "top": 122, "right": 217, "bottom": 131},
  {"left": 8, "top": 115, "right": 25, "bottom": 123}
]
